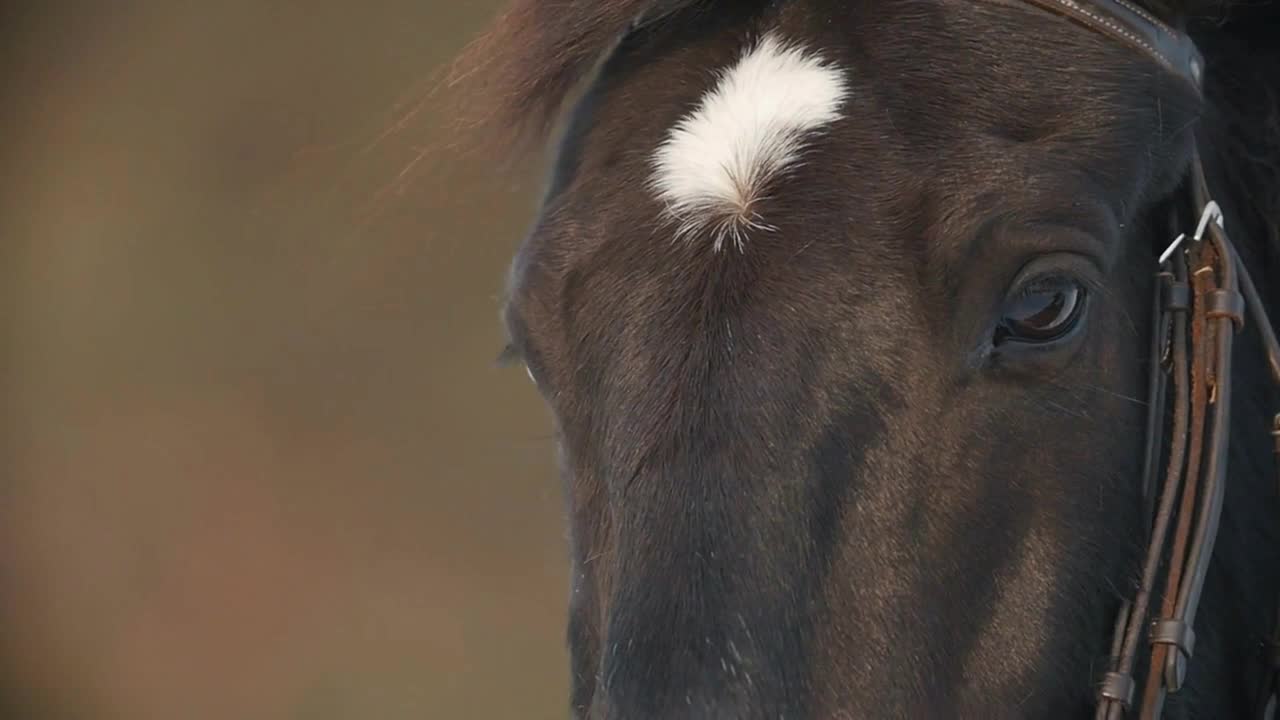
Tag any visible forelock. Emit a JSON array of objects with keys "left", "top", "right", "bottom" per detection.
[{"left": 445, "top": 0, "right": 704, "bottom": 156}]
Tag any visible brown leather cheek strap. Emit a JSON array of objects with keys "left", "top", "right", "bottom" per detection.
[
  {"left": 1142, "top": 222, "right": 1242, "bottom": 717},
  {"left": 1098, "top": 253, "right": 1191, "bottom": 720},
  {"left": 1095, "top": 149, "right": 1280, "bottom": 718},
  {"left": 1142, "top": 255, "right": 1211, "bottom": 713}
]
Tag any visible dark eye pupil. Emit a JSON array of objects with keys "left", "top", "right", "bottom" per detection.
[{"left": 998, "top": 279, "right": 1085, "bottom": 344}]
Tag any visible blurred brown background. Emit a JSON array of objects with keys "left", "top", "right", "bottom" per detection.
[{"left": 2, "top": 3, "right": 569, "bottom": 718}]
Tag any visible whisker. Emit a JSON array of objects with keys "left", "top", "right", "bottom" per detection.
[
  {"left": 1043, "top": 378, "right": 1148, "bottom": 407},
  {"left": 1076, "top": 384, "right": 1148, "bottom": 406},
  {"left": 1045, "top": 400, "right": 1093, "bottom": 420},
  {"left": 1088, "top": 282, "right": 1141, "bottom": 340}
]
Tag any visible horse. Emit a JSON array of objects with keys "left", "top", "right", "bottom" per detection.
[{"left": 455, "top": 0, "right": 1280, "bottom": 716}]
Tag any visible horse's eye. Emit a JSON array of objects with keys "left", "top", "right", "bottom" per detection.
[{"left": 996, "top": 275, "right": 1087, "bottom": 345}]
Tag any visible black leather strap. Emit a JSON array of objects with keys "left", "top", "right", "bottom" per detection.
[{"left": 1162, "top": 277, "right": 1192, "bottom": 313}]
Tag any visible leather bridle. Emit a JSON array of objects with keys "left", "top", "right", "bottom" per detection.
[{"left": 987, "top": 1, "right": 1280, "bottom": 717}]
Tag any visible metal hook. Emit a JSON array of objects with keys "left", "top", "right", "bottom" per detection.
[{"left": 1159, "top": 201, "right": 1224, "bottom": 265}]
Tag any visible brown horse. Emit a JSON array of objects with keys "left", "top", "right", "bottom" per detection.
[{"left": 459, "top": 0, "right": 1280, "bottom": 716}]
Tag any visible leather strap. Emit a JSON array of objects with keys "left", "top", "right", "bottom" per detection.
[
  {"left": 1140, "top": 247, "right": 1215, "bottom": 717},
  {"left": 1094, "top": 154, "right": 1275, "bottom": 720},
  {"left": 1096, "top": 249, "right": 1192, "bottom": 720}
]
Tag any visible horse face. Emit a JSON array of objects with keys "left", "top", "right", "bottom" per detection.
[{"left": 502, "top": 1, "right": 1200, "bottom": 715}]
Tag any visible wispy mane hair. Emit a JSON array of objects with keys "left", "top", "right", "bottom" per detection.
[{"left": 445, "top": 0, "right": 701, "bottom": 156}]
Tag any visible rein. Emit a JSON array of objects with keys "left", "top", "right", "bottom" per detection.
[{"left": 986, "top": 1, "right": 1280, "bottom": 717}]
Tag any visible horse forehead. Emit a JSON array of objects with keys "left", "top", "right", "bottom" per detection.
[{"left": 516, "top": 0, "right": 1181, "bottom": 305}]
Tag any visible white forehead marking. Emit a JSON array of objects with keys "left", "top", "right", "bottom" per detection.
[{"left": 649, "top": 32, "right": 849, "bottom": 251}]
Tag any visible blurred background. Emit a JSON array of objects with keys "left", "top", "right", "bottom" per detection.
[{"left": 2, "top": 3, "right": 569, "bottom": 718}]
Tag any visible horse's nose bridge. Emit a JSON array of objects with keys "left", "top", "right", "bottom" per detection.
[
  {"left": 580, "top": 454, "right": 875, "bottom": 719},
  {"left": 582, "top": 472, "right": 824, "bottom": 718},
  {"left": 567, "top": 313, "right": 910, "bottom": 717}
]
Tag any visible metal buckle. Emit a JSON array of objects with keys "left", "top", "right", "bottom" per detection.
[
  {"left": 1151, "top": 619, "right": 1197, "bottom": 691},
  {"left": 1100, "top": 671, "right": 1136, "bottom": 707},
  {"left": 1159, "top": 201, "right": 1224, "bottom": 265}
]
